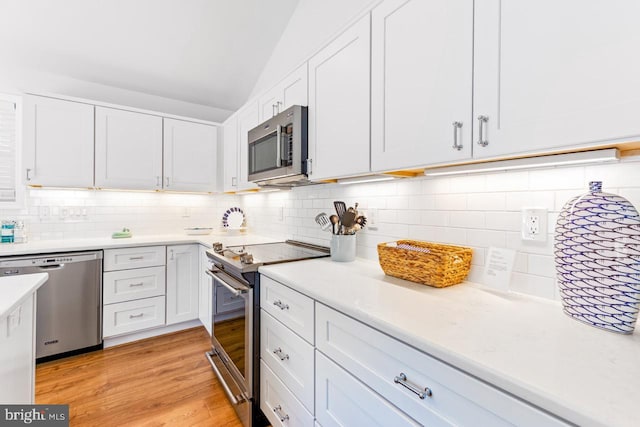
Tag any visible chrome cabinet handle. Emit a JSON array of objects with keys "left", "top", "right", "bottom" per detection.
[
  {"left": 476, "top": 115, "right": 489, "bottom": 147},
  {"left": 394, "top": 373, "right": 432, "bottom": 399},
  {"left": 156, "top": 176, "right": 160, "bottom": 187},
  {"left": 231, "top": 177, "right": 237, "bottom": 187},
  {"left": 272, "top": 103, "right": 278, "bottom": 117},
  {"left": 273, "top": 405, "right": 289, "bottom": 422},
  {"left": 129, "top": 313, "right": 144, "bottom": 319},
  {"left": 129, "top": 282, "right": 144, "bottom": 287},
  {"left": 170, "top": 249, "right": 174, "bottom": 261},
  {"left": 306, "top": 158, "right": 312, "bottom": 175},
  {"left": 129, "top": 256, "right": 144, "bottom": 261},
  {"left": 165, "top": 176, "right": 170, "bottom": 187},
  {"left": 273, "top": 299, "right": 289, "bottom": 310},
  {"left": 452, "top": 121, "right": 463, "bottom": 151},
  {"left": 273, "top": 347, "right": 289, "bottom": 361},
  {"left": 276, "top": 101, "right": 283, "bottom": 114},
  {"left": 26, "top": 168, "right": 32, "bottom": 181}
]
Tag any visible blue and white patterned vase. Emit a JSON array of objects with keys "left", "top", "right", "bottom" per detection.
[{"left": 555, "top": 181, "right": 640, "bottom": 334}]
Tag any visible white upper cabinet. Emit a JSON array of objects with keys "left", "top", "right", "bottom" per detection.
[
  {"left": 370, "top": 0, "right": 473, "bottom": 172},
  {"left": 236, "top": 101, "right": 260, "bottom": 191},
  {"left": 95, "top": 107, "right": 163, "bottom": 190},
  {"left": 308, "top": 14, "right": 371, "bottom": 181},
  {"left": 259, "top": 63, "right": 308, "bottom": 121},
  {"left": 473, "top": 0, "right": 640, "bottom": 159},
  {"left": 163, "top": 118, "right": 217, "bottom": 192},
  {"left": 222, "top": 115, "right": 239, "bottom": 192},
  {"left": 23, "top": 95, "right": 94, "bottom": 187}
]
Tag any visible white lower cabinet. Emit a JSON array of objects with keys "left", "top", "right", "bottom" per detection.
[
  {"left": 261, "top": 360, "right": 315, "bottom": 427},
  {"left": 103, "top": 296, "right": 166, "bottom": 337},
  {"left": 166, "top": 244, "right": 199, "bottom": 325},
  {"left": 315, "top": 351, "right": 421, "bottom": 427},
  {"left": 103, "top": 266, "right": 165, "bottom": 304},
  {"left": 261, "top": 275, "right": 314, "bottom": 344},
  {"left": 315, "top": 303, "right": 569, "bottom": 427}
]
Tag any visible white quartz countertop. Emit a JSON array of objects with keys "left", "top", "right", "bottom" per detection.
[
  {"left": 0, "top": 233, "right": 279, "bottom": 257},
  {"left": 0, "top": 273, "right": 48, "bottom": 318},
  {"left": 259, "top": 258, "right": 640, "bottom": 427}
]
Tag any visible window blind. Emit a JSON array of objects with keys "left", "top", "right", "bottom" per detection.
[{"left": 0, "top": 99, "right": 17, "bottom": 202}]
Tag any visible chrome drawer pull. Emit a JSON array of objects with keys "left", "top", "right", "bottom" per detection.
[
  {"left": 273, "top": 405, "right": 289, "bottom": 422},
  {"left": 129, "top": 256, "right": 144, "bottom": 261},
  {"left": 273, "top": 299, "right": 289, "bottom": 310},
  {"left": 129, "top": 282, "right": 144, "bottom": 287},
  {"left": 394, "top": 373, "right": 432, "bottom": 399},
  {"left": 129, "top": 313, "right": 144, "bottom": 319},
  {"left": 273, "top": 347, "right": 289, "bottom": 361}
]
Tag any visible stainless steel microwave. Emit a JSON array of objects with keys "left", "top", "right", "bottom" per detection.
[{"left": 247, "top": 105, "right": 310, "bottom": 187}]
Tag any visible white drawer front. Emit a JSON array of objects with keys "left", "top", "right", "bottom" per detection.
[
  {"left": 215, "top": 282, "right": 245, "bottom": 314},
  {"left": 316, "top": 351, "right": 421, "bottom": 427},
  {"left": 261, "top": 310, "right": 314, "bottom": 412},
  {"left": 103, "top": 296, "right": 166, "bottom": 337},
  {"left": 261, "top": 360, "right": 314, "bottom": 427},
  {"left": 104, "top": 246, "right": 166, "bottom": 271},
  {"left": 103, "top": 266, "right": 166, "bottom": 304},
  {"left": 316, "top": 304, "right": 569, "bottom": 427},
  {"left": 260, "top": 276, "right": 314, "bottom": 344}
]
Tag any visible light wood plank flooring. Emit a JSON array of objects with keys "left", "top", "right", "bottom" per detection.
[{"left": 36, "top": 327, "right": 242, "bottom": 426}]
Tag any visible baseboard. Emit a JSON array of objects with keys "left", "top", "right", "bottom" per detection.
[{"left": 103, "top": 319, "right": 203, "bottom": 348}]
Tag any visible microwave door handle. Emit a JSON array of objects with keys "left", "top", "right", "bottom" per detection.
[{"left": 276, "top": 125, "right": 282, "bottom": 168}]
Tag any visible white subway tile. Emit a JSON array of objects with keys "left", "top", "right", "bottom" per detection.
[
  {"left": 408, "top": 195, "right": 435, "bottom": 210},
  {"left": 485, "top": 171, "right": 529, "bottom": 191},
  {"left": 449, "top": 174, "right": 486, "bottom": 193},
  {"left": 466, "top": 229, "right": 505, "bottom": 247},
  {"left": 420, "top": 211, "right": 449, "bottom": 227},
  {"left": 485, "top": 212, "right": 520, "bottom": 231},
  {"left": 449, "top": 212, "right": 485, "bottom": 228},
  {"left": 422, "top": 177, "right": 451, "bottom": 194},
  {"left": 505, "top": 191, "right": 555, "bottom": 211},
  {"left": 467, "top": 192, "right": 506, "bottom": 211},
  {"left": 528, "top": 167, "right": 584, "bottom": 191},
  {"left": 396, "top": 210, "right": 421, "bottom": 225},
  {"left": 434, "top": 194, "right": 467, "bottom": 210},
  {"left": 510, "top": 272, "right": 556, "bottom": 299}
]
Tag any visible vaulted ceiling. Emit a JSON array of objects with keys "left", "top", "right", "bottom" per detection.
[{"left": 0, "top": 0, "right": 299, "bottom": 113}]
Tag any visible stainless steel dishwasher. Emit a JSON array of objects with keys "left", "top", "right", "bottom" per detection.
[{"left": 0, "top": 250, "right": 103, "bottom": 360}]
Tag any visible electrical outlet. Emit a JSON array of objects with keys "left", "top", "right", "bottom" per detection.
[
  {"left": 521, "top": 208, "right": 548, "bottom": 242},
  {"left": 367, "top": 209, "right": 378, "bottom": 230}
]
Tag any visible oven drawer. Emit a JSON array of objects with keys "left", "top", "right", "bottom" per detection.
[
  {"left": 103, "top": 296, "right": 166, "bottom": 337},
  {"left": 103, "top": 266, "right": 166, "bottom": 304},
  {"left": 316, "top": 303, "right": 569, "bottom": 427},
  {"left": 104, "top": 246, "right": 166, "bottom": 271},
  {"left": 261, "top": 309, "right": 314, "bottom": 412},
  {"left": 261, "top": 360, "right": 314, "bottom": 427},
  {"left": 316, "top": 351, "right": 421, "bottom": 427},
  {"left": 260, "top": 276, "right": 314, "bottom": 344}
]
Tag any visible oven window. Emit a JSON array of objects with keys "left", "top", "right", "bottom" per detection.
[
  {"left": 213, "top": 283, "right": 246, "bottom": 376},
  {"left": 249, "top": 131, "right": 279, "bottom": 175}
]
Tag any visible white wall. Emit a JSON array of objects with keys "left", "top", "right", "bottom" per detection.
[
  {"left": 0, "top": 66, "right": 233, "bottom": 122},
  {"left": 240, "top": 158, "right": 640, "bottom": 301},
  {"left": 0, "top": 188, "right": 239, "bottom": 241},
  {"left": 249, "top": 0, "right": 379, "bottom": 98}
]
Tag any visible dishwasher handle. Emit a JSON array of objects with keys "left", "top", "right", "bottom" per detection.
[{"left": 38, "top": 264, "right": 65, "bottom": 270}]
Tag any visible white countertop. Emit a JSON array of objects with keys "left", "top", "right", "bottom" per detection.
[
  {"left": 259, "top": 258, "right": 640, "bottom": 427},
  {"left": 0, "top": 233, "right": 279, "bottom": 257},
  {"left": 0, "top": 273, "right": 49, "bottom": 318}
]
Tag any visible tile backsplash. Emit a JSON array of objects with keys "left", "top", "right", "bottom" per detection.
[
  {"left": 241, "top": 156, "right": 640, "bottom": 301},
  {"left": 1, "top": 156, "right": 638, "bottom": 302},
  {"left": 0, "top": 189, "right": 239, "bottom": 241}
]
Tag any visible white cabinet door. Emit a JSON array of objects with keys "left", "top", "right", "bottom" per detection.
[
  {"left": 222, "top": 115, "right": 239, "bottom": 192},
  {"left": 166, "top": 244, "right": 199, "bottom": 325},
  {"left": 259, "top": 63, "right": 309, "bottom": 121},
  {"left": 0, "top": 294, "right": 36, "bottom": 404},
  {"left": 236, "top": 101, "right": 260, "bottom": 191},
  {"left": 95, "top": 106, "right": 163, "bottom": 190},
  {"left": 308, "top": 14, "right": 371, "bottom": 181},
  {"left": 198, "top": 245, "right": 212, "bottom": 335},
  {"left": 474, "top": 0, "right": 640, "bottom": 159},
  {"left": 22, "top": 95, "right": 94, "bottom": 187},
  {"left": 163, "top": 118, "right": 217, "bottom": 192},
  {"left": 370, "top": 0, "right": 473, "bottom": 172}
]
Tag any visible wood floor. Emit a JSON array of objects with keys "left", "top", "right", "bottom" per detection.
[{"left": 36, "top": 327, "right": 243, "bottom": 426}]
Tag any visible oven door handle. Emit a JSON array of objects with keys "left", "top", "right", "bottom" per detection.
[{"left": 206, "top": 269, "right": 249, "bottom": 297}]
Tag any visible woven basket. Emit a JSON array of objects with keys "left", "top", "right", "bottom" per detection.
[{"left": 377, "top": 240, "right": 472, "bottom": 288}]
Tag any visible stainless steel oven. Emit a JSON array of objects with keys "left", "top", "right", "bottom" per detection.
[{"left": 205, "top": 266, "right": 253, "bottom": 426}]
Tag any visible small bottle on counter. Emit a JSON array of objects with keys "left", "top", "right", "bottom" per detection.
[
  {"left": 13, "top": 221, "right": 27, "bottom": 243},
  {"left": 1, "top": 220, "right": 15, "bottom": 243}
]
